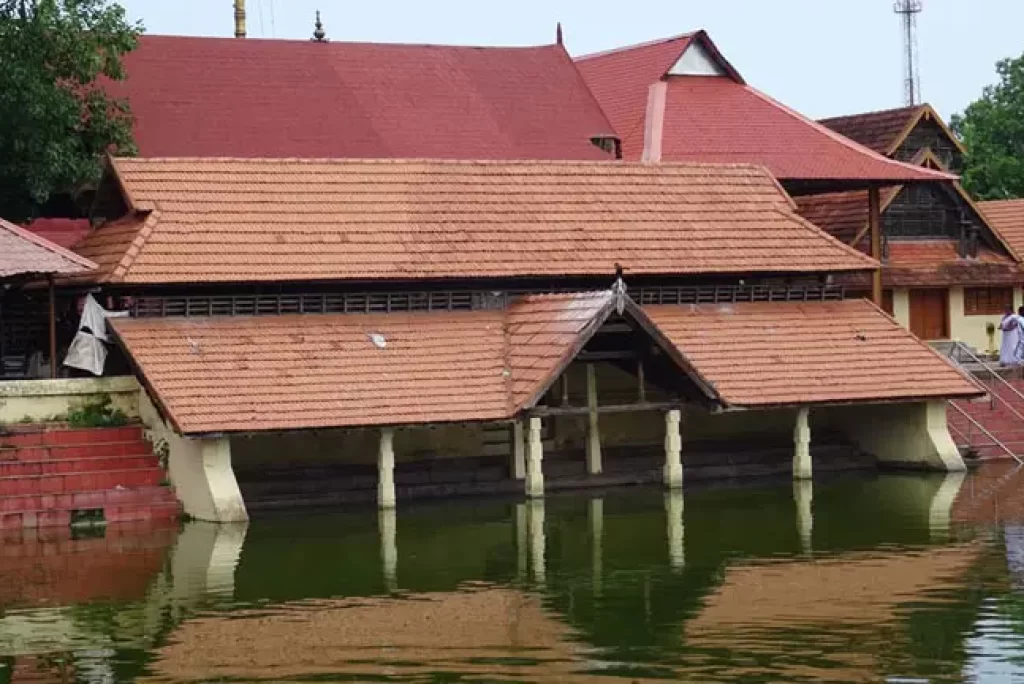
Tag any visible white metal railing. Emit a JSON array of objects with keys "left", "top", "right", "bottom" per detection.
[{"left": 947, "top": 402, "right": 1022, "bottom": 463}]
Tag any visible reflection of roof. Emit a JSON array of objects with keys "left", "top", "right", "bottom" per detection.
[
  {"left": 980, "top": 199, "right": 1024, "bottom": 260},
  {"left": 111, "top": 35, "right": 614, "bottom": 161},
  {"left": 73, "top": 157, "right": 875, "bottom": 285},
  {"left": 111, "top": 292, "right": 667, "bottom": 434},
  {"left": 682, "top": 544, "right": 982, "bottom": 681},
  {"left": 575, "top": 34, "right": 953, "bottom": 184},
  {"left": 22, "top": 218, "right": 91, "bottom": 249},
  {"left": 146, "top": 587, "right": 656, "bottom": 683},
  {"left": 645, "top": 299, "right": 982, "bottom": 407},
  {"left": 0, "top": 218, "right": 96, "bottom": 279},
  {"left": 819, "top": 105, "right": 924, "bottom": 155}
]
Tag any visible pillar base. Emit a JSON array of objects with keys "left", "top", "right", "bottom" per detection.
[
  {"left": 833, "top": 400, "right": 966, "bottom": 472},
  {"left": 525, "top": 417, "right": 545, "bottom": 498},
  {"left": 168, "top": 436, "right": 248, "bottom": 523}
]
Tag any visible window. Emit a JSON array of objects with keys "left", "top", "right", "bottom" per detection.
[{"left": 964, "top": 287, "right": 1014, "bottom": 316}]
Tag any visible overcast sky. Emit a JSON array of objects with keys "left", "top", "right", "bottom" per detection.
[{"left": 119, "top": 0, "right": 1023, "bottom": 121}]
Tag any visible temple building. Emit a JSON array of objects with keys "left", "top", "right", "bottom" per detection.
[{"left": 575, "top": 34, "right": 1022, "bottom": 348}]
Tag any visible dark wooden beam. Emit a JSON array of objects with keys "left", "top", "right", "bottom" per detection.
[
  {"left": 530, "top": 401, "right": 682, "bottom": 417},
  {"left": 577, "top": 350, "right": 637, "bottom": 362},
  {"left": 868, "top": 187, "right": 883, "bottom": 307},
  {"left": 47, "top": 276, "right": 57, "bottom": 379}
]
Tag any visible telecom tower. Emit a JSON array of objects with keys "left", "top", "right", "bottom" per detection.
[{"left": 894, "top": 0, "right": 923, "bottom": 106}]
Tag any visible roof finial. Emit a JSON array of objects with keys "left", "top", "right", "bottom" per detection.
[
  {"left": 612, "top": 263, "right": 627, "bottom": 314},
  {"left": 556, "top": 22, "right": 564, "bottom": 46},
  {"left": 312, "top": 10, "right": 327, "bottom": 42}
]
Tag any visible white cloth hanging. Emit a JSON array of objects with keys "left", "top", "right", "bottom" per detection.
[
  {"left": 80, "top": 294, "right": 110, "bottom": 342},
  {"left": 63, "top": 331, "right": 108, "bottom": 376}
]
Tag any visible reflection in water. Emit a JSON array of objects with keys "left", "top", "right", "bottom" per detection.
[{"left": 12, "top": 468, "right": 1024, "bottom": 681}]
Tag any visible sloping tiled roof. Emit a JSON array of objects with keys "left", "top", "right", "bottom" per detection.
[
  {"left": 109, "top": 35, "right": 614, "bottom": 161},
  {"left": 110, "top": 292, "right": 621, "bottom": 434},
  {"left": 980, "top": 199, "right": 1024, "bottom": 260},
  {"left": 73, "top": 158, "right": 877, "bottom": 285},
  {"left": 575, "top": 36, "right": 953, "bottom": 184},
  {"left": 794, "top": 188, "right": 900, "bottom": 247},
  {"left": 818, "top": 106, "right": 924, "bottom": 155},
  {"left": 0, "top": 218, "right": 96, "bottom": 279},
  {"left": 22, "top": 218, "right": 91, "bottom": 249},
  {"left": 883, "top": 241, "right": 1022, "bottom": 287},
  {"left": 645, "top": 300, "right": 981, "bottom": 407}
]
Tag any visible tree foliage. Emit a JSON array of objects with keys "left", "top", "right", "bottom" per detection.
[
  {"left": 952, "top": 52, "right": 1024, "bottom": 200},
  {"left": 0, "top": 0, "right": 141, "bottom": 222}
]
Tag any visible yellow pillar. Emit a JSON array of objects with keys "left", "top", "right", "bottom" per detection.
[
  {"left": 526, "top": 417, "right": 545, "bottom": 498},
  {"left": 586, "top": 364, "right": 602, "bottom": 475},
  {"left": 664, "top": 410, "right": 683, "bottom": 488},
  {"left": 793, "top": 407, "right": 812, "bottom": 480}
]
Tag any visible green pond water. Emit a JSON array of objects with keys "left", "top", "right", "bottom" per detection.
[{"left": 5, "top": 468, "right": 1024, "bottom": 682}]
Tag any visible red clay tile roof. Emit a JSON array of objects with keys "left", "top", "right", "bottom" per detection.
[
  {"left": 22, "top": 218, "right": 92, "bottom": 250},
  {"left": 575, "top": 35, "right": 953, "bottom": 185},
  {"left": 73, "top": 158, "right": 877, "bottom": 285},
  {"left": 794, "top": 189, "right": 899, "bottom": 247},
  {"left": 110, "top": 292, "right": 645, "bottom": 434},
  {"left": 645, "top": 299, "right": 982, "bottom": 407},
  {"left": 818, "top": 106, "right": 924, "bottom": 156},
  {"left": 885, "top": 241, "right": 1021, "bottom": 287},
  {"left": 980, "top": 199, "right": 1024, "bottom": 261},
  {"left": 0, "top": 218, "right": 96, "bottom": 279},
  {"left": 109, "top": 35, "right": 614, "bottom": 161}
]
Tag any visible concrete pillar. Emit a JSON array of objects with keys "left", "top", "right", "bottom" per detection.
[
  {"left": 666, "top": 489, "right": 685, "bottom": 570},
  {"left": 378, "top": 428, "right": 396, "bottom": 509},
  {"left": 833, "top": 400, "right": 966, "bottom": 472},
  {"left": 929, "top": 472, "right": 966, "bottom": 542},
  {"left": 664, "top": 409, "right": 683, "bottom": 489},
  {"left": 527, "top": 498, "right": 546, "bottom": 585},
  {"left": 586, "top": 364, "right": 602, "bottom": 475},
  {"left": 525, "top": 417, "right": 544, "bottom": 498},
  {"left": 169, "top": 436, "right": 248, "bottom": 523},
  {"left": 793, "top": 480, "right": 813, "bottom": 554},
  {"left": 379, "top": 507, "right": 398, "bottom": 592},
  {"left": 590, "top": 498, "right": 603, "bottom": 596},
  {"left": 793, "top": 407, "right": 812, "bottom": 480},
  {"left": 512, "top": 420, "right": 526, "bottom": 480}
]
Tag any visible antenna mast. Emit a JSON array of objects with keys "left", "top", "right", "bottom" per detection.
[{"left": 894, "top": 0, "right": 922, "bottom": 106}]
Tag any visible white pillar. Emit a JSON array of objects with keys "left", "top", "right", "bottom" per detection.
[
  {"left": 664, "top": 410, "right": 683, "bottom": 489},
  {"left": 378, "top": 428, "right": 396, "bottom": 509},
  {"left": 168, "top": 436, "right": 248, "bottom": 523},
  {"left": 590, "top": 498, "right": 603, "bottom": 596},
  {"left": 586, "top": 364, "right": 602, "bottom": 475},
  {"left": 666, "top": 489, "right": 685, "bottom": 570},
  {"left": 379, "top": 507, "right": 398, "bottom": 592},
  {"left": 527, "top": 498, "right": 546, "bottom": 585},
  {"left": 793, "top": 407, "right": 812, "bottom": 480},
  {"left": 512, "top": 420, "right": 526, "bottom": 480},
  {"left": 793, "top": 480, "right": 813, "bottom": 555},
  {"left": 526, "top": 417, "right": 544, "bottom": 498}
]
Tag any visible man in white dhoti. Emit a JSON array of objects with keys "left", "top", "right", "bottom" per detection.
[{"left": 1001, "top": 307, "right": 1024, "bottom": 367}]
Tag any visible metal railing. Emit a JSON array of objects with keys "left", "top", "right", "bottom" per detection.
[{"left": 940, "top": 341, "right": 1024, "bottom": 463}]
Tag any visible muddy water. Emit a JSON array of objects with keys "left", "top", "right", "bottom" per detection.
[{"left": 5, "top": 467, "right": 1024, "bottom": 682}]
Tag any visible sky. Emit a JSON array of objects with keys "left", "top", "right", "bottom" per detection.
[{"left": 119, "top": 0, "right": 1024, "bottom": 121}]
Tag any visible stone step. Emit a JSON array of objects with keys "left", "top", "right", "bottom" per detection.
[
  {"left": 0, "top": 426, "right": 144, "bottom": 448},
  {"left": 0, "top": 485, "right": 178, "bottom": 514},
  {"left": 0, "top": 468, "right": 165, "bottom": 498},
  {"left": 0, "top": 454, "right": 160, "bottom": 478},
  {"left": 0, "top": 440, "right": 154, "bottom": 462},
  {"left": 0, "top": 500, "right": 180, "bottom": 530}
]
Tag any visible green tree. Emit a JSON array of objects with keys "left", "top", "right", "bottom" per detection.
[
  {"left": 952, "top": 52, "right": 1024, "bottom": 200},
  {"left": 0, "top": 0, "right": 141, "bottom": 223}
]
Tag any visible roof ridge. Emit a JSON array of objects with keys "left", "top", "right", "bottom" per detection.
[
  {"left": 575, "top": 32, "right": 695, "bottom": 62},
  {"left": 110, "top": 211, "right": 161, "bottom": 283},
  {"left": 740, "top": 86, "right": 955, "bottom": 183},
  {"left": 139, "top": 33, "right": 561, "bottom": 51},
  {"left": 0, "top": 218, "right": 97, "bottom": 271},
  {"left": 819, "top": 104, "right": 924, "bottom": 125}
]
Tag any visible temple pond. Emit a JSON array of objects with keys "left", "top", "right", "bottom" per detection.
[{"left": 5, "top": 466, "right": 1024, "bottom": 682}]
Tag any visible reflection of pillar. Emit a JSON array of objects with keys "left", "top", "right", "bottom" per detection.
[
  {"left": 379, "top": 507, "right": 398, "bottom": 592},
  {"left": 586, "top": 364, "right": 602, "bottom": 475},
  {"left": 527, "top": 498, "right": 546, "bottom": 585},
  {"left": 590, "top": 498, "right": 604, "bottom": 595},
  {"left": 512, "top": 420, "right": 526, "bottom": 480},
  {"left": 928, "top": 471, "right": 966, "bottom": 542},
  {"left": 664, "top": 410, "right": 683, "bottom": 489},
  {"left": 171, "top": 521, "right": 249, "bottom": 603},
  {"left": 793, "top": 407, "right": 812, "bottom": 480},
  {"left": 526, "top": 417, "right": 544, "bottom": 498},
  {"left": 793, "top": 480, "right": 813, "bottom": 554},
  {"left": 515, "top": 503, "right": 527, "bottom": 581},
  {"left": 665, "top": 489, "right": 684, "bottom": 570},
  {"left": 378, "top": 428, "right": 396, "bottom": 509}
]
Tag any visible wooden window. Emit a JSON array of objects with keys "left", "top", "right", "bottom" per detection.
[{"left": 964, "top": 287, "right": 1014, "bottom": 316}]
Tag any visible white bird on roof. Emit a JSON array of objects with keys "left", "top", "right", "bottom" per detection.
[
  {"left": 187, "top": 336, "right": 201, "bottom": 354},
  {"left": 368, "top": 332, "right": 387, "bottom": 349}
]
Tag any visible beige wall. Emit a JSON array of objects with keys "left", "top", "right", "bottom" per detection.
[
  {"left": 891, "top": 285, "right": 1024, "bottom": 351},
  {"left": 0, "top": 376, "right": 140, "bottom": 424},
  {"left": 892, "top": 288, "right": 911, "bottom": 328}
]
